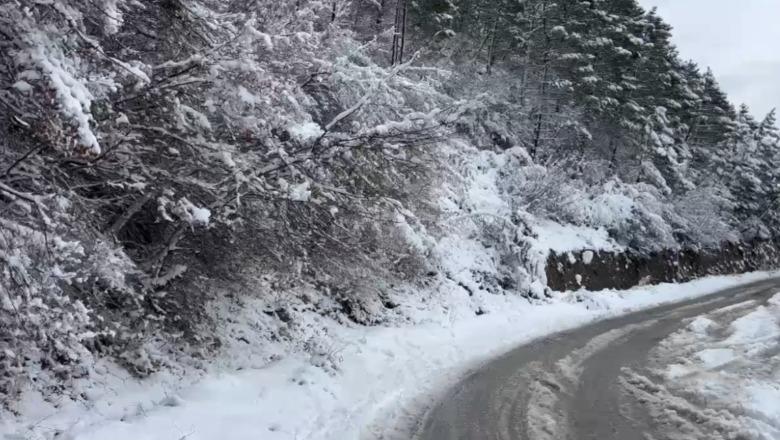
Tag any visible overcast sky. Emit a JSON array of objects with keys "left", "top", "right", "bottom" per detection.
[{"left": 637, "top": 0, "right": 780, "bottom": 119}]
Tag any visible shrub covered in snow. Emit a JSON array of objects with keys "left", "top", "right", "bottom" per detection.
[{"left": 0, "top": 0, "right": 450, "bottom": 404}]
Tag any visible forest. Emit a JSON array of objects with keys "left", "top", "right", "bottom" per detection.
[{"left": 0, "top": 0, "right": 778, "bottom": 404}]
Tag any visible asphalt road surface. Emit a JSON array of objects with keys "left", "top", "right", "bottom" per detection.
[{"left": 414, "top": 277, "right": 780, "bottom": 440}]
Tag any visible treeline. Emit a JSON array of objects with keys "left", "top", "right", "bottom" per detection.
[
  {"left": 407, "top": 0, "right": 779, "bottom": 234},
  {"left": 349, "top": 0, "right": 779, "bottom": 239}
]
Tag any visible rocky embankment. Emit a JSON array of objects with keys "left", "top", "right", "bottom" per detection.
[{"left": 547, "top": 240, "right": 780, "bottom": 291}]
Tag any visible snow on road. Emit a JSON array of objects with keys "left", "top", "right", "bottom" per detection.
[
  {"left": 5, "top": 271, "right": 780, "bottom": 440},
  {"left": 629, "top": 290, "right": 780, "bottom": 439}
]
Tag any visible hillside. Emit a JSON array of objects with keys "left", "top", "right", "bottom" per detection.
[{"left": 0, "top": 0, "right": 778, "bottom": 416}]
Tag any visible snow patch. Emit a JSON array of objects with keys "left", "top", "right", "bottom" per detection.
[
  {"left": 649, "top": 288, "right": 780, "bottom": 439},
  {"left": 289, "top": 122, "right": 324, "bottom": 144},
  {"left": 12, "top": 80, "right": 32, "bottom": 92},
  {"left": 695, "top": 348, "right": 735, "bottom": 369},
  {"left": 288, "top": 180, "right": 312, "bottom": 202},
  {"left": 190, "top": 207, "right": 211, "bottom": 226},
  {"left": 726, "top": 305, "right": 780, "bottom": 347},
  {"left": 687, "top": 316, "right": 714, "bottom": 335},
  {"left": 532, "top": 220, "right": 621, "bottom": 254},
  {"left": 582, "top": 250, "right": 594, "bottom": 265},
  {"left": 746, "top": 383, "right": 780, "bottom": 422}
]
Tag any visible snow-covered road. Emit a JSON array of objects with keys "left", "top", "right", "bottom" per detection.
[
  {"left": 631, "top": 286, "right": 780, "bottom": 439},
  {"left": 415, "top": 277, "right": 780, "bottom": 440}
]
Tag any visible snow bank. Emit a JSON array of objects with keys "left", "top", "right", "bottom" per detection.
[{"left": 5, "top": 271, "right": 779, "bottom": 440}]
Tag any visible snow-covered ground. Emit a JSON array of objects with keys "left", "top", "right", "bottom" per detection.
[
  {"left": 5, "top": 270, "right": 779, "bottom": 440},
  {"left": 624, "top": 288, "right": 780, "bottom": 439}
]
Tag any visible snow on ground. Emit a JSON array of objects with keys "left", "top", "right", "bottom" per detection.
[
  {"left": 4, "top": 271, "right": 779, "bottom": 440},
  {"left": 640, "top": 290, "right": 780, "bottom": 439},
  {"left": 531, "top": 220, "right": 622, "bottom": 254}
]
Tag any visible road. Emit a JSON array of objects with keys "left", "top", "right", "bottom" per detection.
[{"left": 414, "top": 277, "right": 780, "bottom": 440}]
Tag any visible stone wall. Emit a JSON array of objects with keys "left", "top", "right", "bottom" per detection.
[{"left": 546, "top": 240, "right": 780, "bottom": 291}]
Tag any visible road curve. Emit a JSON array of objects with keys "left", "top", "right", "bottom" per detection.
[{"left": 413, "top": 277, "right": 780, "bottom": 440}]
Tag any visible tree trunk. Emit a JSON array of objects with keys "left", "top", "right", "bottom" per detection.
[
  {"left": 391, "top": 0, "right": 407, "bottom": 65},
  {"left": 531, "top": 0, "right": 551, "bottom": 160},
  {"left": 400, "top": 0, "right": 407, "bottom": 63},
  {"left": 608, "top": 137, "right": 618, "bottom": 170},
  {"left": 486, "top": 15, "right": 498, "bottom": 75}
]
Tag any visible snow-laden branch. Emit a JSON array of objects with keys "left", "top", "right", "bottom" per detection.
[{"left": 324, "top": 51, "right": 420, "bottom": 132}]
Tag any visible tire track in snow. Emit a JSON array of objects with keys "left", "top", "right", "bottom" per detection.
[{"left": 414, "top": 278, "right": 780, "bottom": 440}]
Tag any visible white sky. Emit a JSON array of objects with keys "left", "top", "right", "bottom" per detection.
[{"left": 637, "top": 0, "right": 780, "bottom": 118}]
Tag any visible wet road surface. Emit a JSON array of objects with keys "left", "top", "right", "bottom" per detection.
[{"left": 415, "top": 278, "right": 780, "bottom": 440}]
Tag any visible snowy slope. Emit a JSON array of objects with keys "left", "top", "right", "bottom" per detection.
[{"left": 5, "top": 271, "right": 779, "bottom": 440}]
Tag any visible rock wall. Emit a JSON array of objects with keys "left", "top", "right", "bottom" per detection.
[{"left": 546, "top": 240, "right": 780, "bottom": 291}]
